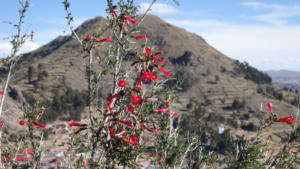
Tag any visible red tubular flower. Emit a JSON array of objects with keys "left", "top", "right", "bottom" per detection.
[
  {"left": 26, "top": 149, "right": 33, "bottom": 154},
  {"left": 277, "top": 115, "right": 295, "bottom": 123},
  {"left": 124, "top": 16, "right": 136, "bottom": 25},
  {"left": 158, "top": 156, "right": 162, "bottom": 165},
  {"left": 148, "top": 71, "right": 158, "bottom": 82},
  {"left": 143, "top": 69, "right": 151, "bottom": 82},
  {"left": 106, "top": 101, "right": 113, "bottom": 113},
  {"left": 136, "top": 76, "right": 142, "bottom": 91},
  {"left": 129, "top": 136, "right": 139, "bottom": 144},
  {"left": 151, "top": 127, "right": 160, "bottom": 133},
  {"left": 99, "top": 36, "right": 112, "bottom": 43},
  {"left": 131, "top": 93, "right": 142, "bottom": 106},
  {"left": 133, "top": 35, "right": 147, "bottom": 40},
  {"left": 33, "top": 121, "right": 46, "bottom": 130},
  {"left": 170, "top": 112, "right": 178, "bottom": 118},
  {"left": 118, "top": 80, "right": 127, "bottom": 88},
  {"left": 83, "top": 160, "right": 86, "bottom": 169},
  {"left": 112, "top": 10, "right": 118, "bottom": 18},
  {"left": 154, "top": 51, "right": 163, "bottom": 56},
  {"left": 0, "top": 121, "right": 2, "bottom": 127},
  {"left": 69, "top": 120, "right": 81, "bottom": 127},
  {"left": 85, "top": 34, "right": 91, "bottom": 41},
  {"left": 117, "top": 120, "right": 133, "bottom": 127},
  {"left": 109, "top": 126, "right": 114, "bottom": 138},
  {"left": 115, "top": 129, "right": 126, "bottom": 138},
  {"left": 141, "top": 124, "right": 151, "bottom": 131},
  {"left": 267, "top": 103, "right": 272, "bottom": 113},
  {"left": 107, "top": 94, "right": 120, "bottom": 102},
  {"left": 166, "top": 101, "right": 169, "bottom": 108},
  {"left": 153, "top": 58, "right": 165, "bottom": 64},
  {"left": 126, "top": 105, "right": 134, "bottom": 114},
  {"left": 0, "top": 91, "right": 4, "bottom": 95},
  {"left": 19, "top": 120, "right": 27, "bottom": 125},
  {"left": 158, "top": 66, "right": 170, "bottom": 78},
  {"left": 145, "top": 48, "right": 151, "bottom": 57},
  {"left": 74, "top": 128, "right": 86, "bottom": 134},
  {"left": 154, "top": 108, "right": 169, "bottom": 113}
]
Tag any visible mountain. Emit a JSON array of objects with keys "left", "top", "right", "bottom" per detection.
[
  {"left": 0, "top": 15, "right": 297, "bottom": 145},
  {"left": 266, "top": 70, "right": 300, "bottom": 91}
]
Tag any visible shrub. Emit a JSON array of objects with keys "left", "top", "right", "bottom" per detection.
[
  {"left": 232, "top": 98, "right": 246, "bottom": 110},
  {"left": 241, "top": 122, "right": 257, "bottom": 131},
  {"left": 234, "top": 60, "right": 272, "bottom": 84}
]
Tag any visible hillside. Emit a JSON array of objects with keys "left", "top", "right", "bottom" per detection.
[{"left": 0, "top": 15, "right": 298, "bottom": 147}]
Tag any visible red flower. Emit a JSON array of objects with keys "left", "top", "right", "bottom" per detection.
[
  {"left": 83, "top": 160, "right": 86, "bottom": 169},
  {"left": 158, "top": 156, "right": 162, "bottom": 165},
  {"left": 26, "top": 149, "right": 33, "bottom": 154},
  {"left": 109, "top": 126, "right": 114, "bottom": 138},
  {"left": 112, "top": 10, "right": 118, "bottom": 18},
  {"left": 124, "top": 16, "right": 136, "bottom": 25},
  {"left": 117, "top": 120, "right": 133, "bottom": 127},
  {"left": 85, "top": 34, "right": 91, "bottom": 41},
  {"left": 277, "top": 115, "right": 295, "bottom": 123},
  {"left": 126, "top": 105, "right": 134, "bottom": 114},
  {"left": 148, "top": 71, "right": 158, "bottom": 82},
  {"left": 106, "top": 101, "right": 113, "bottom": 112},
  {"left": 107, "top": 94, "right": 120, "bottom": 102},
  {"left": 74, "top": 128, "right": 86, "bottom": 134},
  {"left": 115, "top": 129, "right": 126, "bottom": 138},
  {"left": 33, "top": 121, "right": 46, "bottom": 130},
  {"left": 151, "top": 127, "right": 160, "bottom": 133},
  {"left": 124, "top": 138, "right": 129, "bottom": 143},
  {"left": 131, "top": 93, "right": 142, "bottom": 106},
  {"left": 69, "top": 120, "right": 81, "bottom": 127},
  {"left": 158, "top": 66, "right": 170, "bottom": 78},
  {"left": 154, "top": 51, "right": 163, "bottom": 56},
  {"left": 136, "top": 76, "right": 142, "bottom": 91},
  {"left": 19, "top": 120, "right": 27, "bottom": 125},
  {"left": 154, "top": 108, "right": 169, "bottom": 113},
  {"left": 118, "top": 80, "right": 127, "bottom": 88},
  {"left": 141, "top": 124, "right": 150, "bottom": 131},
  {"left": 133, "top": 35, "right": 147, "bottom": 40},
  {"left": 267, "top": 103, "right": 272, "bottom": 113},
  {"left": 0, "top": 121, "right": 2, "bottom": 127},
  {"left": 0, "top": 91, "right": 4, "bottom": 95},
  {"left": 145, "top": 48, "right": 151, "bottom": 57},
  {"left": 143, "top": 69, "right": 151, "bottom": 82},
  {"left": 170, "top": 112, "right": 178, "bottom": 118},
  {"left": 129, "top": 136, "right": 139, "bottom": 144},
  {"left": 99, "top": 36, "right": 112, "bottom": 43},
  {"left": 153, "top": 58, "right": 165, "bottom": 64}
]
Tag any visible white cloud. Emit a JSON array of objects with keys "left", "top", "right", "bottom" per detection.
[
  {"left": 0, "top": 41, "right": 39, "bottom": 58},
  {"left": 241, "top": 2, "right": 300, "bottom": 25},
  {"left": 139, "top": 3, "right": 179, "bottom": 15},
  {"left": 167, "top": 19, "right": 300, "bottom": 71}
]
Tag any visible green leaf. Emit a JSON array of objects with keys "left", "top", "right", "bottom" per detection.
[{"left": 101, "top": 69, "right": 109, "bottom": 75}]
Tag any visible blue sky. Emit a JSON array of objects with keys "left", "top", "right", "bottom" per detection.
[{"left": 1, "top": 0, "right": 300, "bottom": 71}]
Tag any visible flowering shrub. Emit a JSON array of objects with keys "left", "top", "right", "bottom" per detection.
[{"left": 0, "top": 0, "right": 298, "bottom": 168}]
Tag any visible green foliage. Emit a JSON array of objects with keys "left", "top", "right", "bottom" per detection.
[
  {"left": 27, "top": 65, "right": 35, "bottom": 83},
  {"left": 22, "top": 87, "right": 87, "bottom": 122},
  {"left": 241, "top": 122, "right": 257, "bottom": 131},
  {"left": 234, "top": 60, "right": 272, "bottom": 84},
  {"left": 232, "top": 98, "right": 246, "bottom": 110},
  {"left": 167, "top": 69, "right": 199, "bottom": 91},
  {"left": 37, "top": 70, "right": 48, "bottom": 81},
  {"left": 266, "top": 86, "right": 283, "bottom": 100}
]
